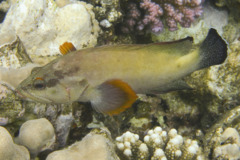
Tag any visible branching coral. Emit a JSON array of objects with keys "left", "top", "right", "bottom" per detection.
[
  {"left": 121, "top": 0, "right": 204, "bottom": 34},
  {"left": 115, "top": 126, "right": 204, "bottom": 160}
]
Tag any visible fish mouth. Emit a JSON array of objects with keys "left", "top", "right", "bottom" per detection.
[{"left": 15, "top": 88, "right": 52, "bottom": 103}]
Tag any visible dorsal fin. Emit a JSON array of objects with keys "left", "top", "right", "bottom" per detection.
[
  {"left": 154, "top": 36, "right": 193, "bottom": 45},
  {"left": 84, "top": 36, "right": 194, "bottom": 57},
  {"left": 59, "top": 42, "right": 76, "bottom": 55},
  {"left": 144, "top": 36, "right": 194, "bottom": 56}
]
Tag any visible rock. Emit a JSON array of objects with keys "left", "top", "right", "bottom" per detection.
[
  {"left": 55, "top": 114, "right": 74, "bottom": 148},
  {"left": 90, "top": 0, "right": 122, "bottom": 24},
  {"left": 0, "top": 63, "right": 38, "bottom": 88},
  {"left": 15, "top": 118, "right": 55, "bottom": 157},
  {"left": 0, "top": 82, "right": 25, "bottom": 126},
  {"left": 206, "top": 127, "right": 240, "bottom": 159},
  {"left": 0, "top": 126, "right": 30, "bottom": 160},
  {"left": 46, "top": 128, "right": 120, "bottom": 160},
  {"left": 0, "top": 32, "right": 32, "bottom": 69},
  {"left": 0, "top": 0, "right": 100, "bottom": 63},
  {"left": 204, "top": 106, "right": 240, "bottom": 158},
  {"left": 215, "top": 0, "right": 240, "bottom": 21}
]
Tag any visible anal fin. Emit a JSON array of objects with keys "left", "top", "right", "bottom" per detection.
[{"left": 91, "top": 79, "right": 138, "bottom": 116}]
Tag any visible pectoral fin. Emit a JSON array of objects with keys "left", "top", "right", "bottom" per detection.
[
  {"left": 91, "top": 79, "right": 138, "bottom": 116},
  {"left": 149, "top": 80, "right": 192, "bottom": 94}
]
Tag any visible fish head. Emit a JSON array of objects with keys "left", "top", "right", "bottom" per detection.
[{"left": 16, "top": 64, "right": 89, "bottom": 104}]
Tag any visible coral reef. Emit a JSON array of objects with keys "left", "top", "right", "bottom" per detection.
[
  {"left": 46, "top": 128, "right": 120, "bottom": 160},
  {"left": 90, "top": 0, "right": 122, "bottom": 27},
  {"left": 152, "top": 4, "right": 228, "bottom": 44},
  {"left": 0, "top": 0, "right": 10, "bottom": 13},
  {"left": 0, "top": 32, "right": 31, "bottom": 68},
  {"left": 212, "top": 128, "right": 240, "bottom": 159},
  {"left": 0, "top": 0, "right": 98, "bottom": 142},
  {"left": 0, "top": 0, "right": 100, "bottom": 62},
  {"left": 150, "top": 18, "right": 239, "bottom": 133},
  {"left": 54, "top": 114, "right": 74, "bottom": 148},
  {"left": 116, "top": 126, "right": 204, "bottom": 160},
  {"left": 215, "top": 0, "right": 240, "bottom": 21},
  {"left": 0, "top": 0, "right": 9, "bottom": 23},
  {"left": 0, "top": 63, "right": 38, "bottom": 88},
  {"left": 222, "top": 22, "right": 240, "bottom": 43},
  {"left": 205, "top": 126, "right": 240, "bottom": 159},
  {"left": 0, "top": 85, "right": 25, "bottom": 126},
  {"left": 0, "top": 1, "right": 239, "bottom": 160},
  {"left": 87, "top": 0, "right": 132, "bottom": 46},
  {"left": 121, "top": 0, "right": 204, "bottom": 34},
  {"left": 0, "top": 62, "right": 39, "bottom": 128},
  {"left": 0, "top": 84, "right": 9, "bottom": 100},
  {"left": 204, "top": 105, "right": 240, "bottom": 158},
  {"left": 0, "top": 126, "right": 30, "bottom": 160},
  {"left": 15, "top": 118, "right": 55, "bottom": 157}
]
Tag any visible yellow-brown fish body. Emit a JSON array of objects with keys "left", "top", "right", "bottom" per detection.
[{"left": 16, "top": 29, "right": 227, "bottom": 115}]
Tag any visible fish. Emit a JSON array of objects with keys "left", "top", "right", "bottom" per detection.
[{"left": 16, "top": 28, "right": 227, "bottom": 115}]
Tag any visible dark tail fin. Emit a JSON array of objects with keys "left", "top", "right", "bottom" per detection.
[{"left": 198, "top": 28, "right": 228, "bottom": 69}]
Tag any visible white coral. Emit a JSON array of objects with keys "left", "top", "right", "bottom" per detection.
[
  {"left": 116, "top": 126, "right": 204, "bottom": 160},
  {"left": 47, "top": 130, "right": 119, "bottom": 160},
  {"left": 0, "top": 126, "right": 30, "bottom": 160},
  {"left": 144, "top": 127, "right": 167, "bottom": 148},
  {"left": 14, "top": 118, "right": 55, "bottom": 157},
  {"left": 116, "top": 131, "right": 141, "bottom": 158}
]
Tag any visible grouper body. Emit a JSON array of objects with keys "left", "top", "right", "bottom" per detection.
[{"left": 16, "top": 29, "right": 227, "bottom": 115}]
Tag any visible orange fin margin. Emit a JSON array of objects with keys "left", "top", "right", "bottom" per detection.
[
  {"left": 107, "top": 80, "right": 138, "bottom": 115},
  {"left": 91, "top": 79, "right": 138, "bottom": 116},
  {"left": 59, "top": 42, "right": 76, "bottom": 55}
]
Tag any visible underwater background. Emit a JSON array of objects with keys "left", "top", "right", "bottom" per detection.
[{"left": 0, "top": 0, "right": 240, "bottom": 159}]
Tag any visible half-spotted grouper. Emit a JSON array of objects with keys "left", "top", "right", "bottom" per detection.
[{"left": 16, "top": 28, "right": 227, "bottom": 115}]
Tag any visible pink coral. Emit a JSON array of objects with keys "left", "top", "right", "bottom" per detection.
[
  {"left": 121, "top": 0, "right": 204, "bottom": 34},
  {"left": 121, "top": 3, "right": 141, "bottom": 33},
  {"left": 139, "top": 0, "right": 164, "bottom": 33}
]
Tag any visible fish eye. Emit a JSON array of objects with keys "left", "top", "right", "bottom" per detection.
[{"left": 33, "top": 77, "right": 46, "bottom": 89}]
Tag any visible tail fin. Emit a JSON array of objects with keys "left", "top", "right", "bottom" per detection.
[{"left": 198, "top": 28, "right": 228, "bottom": 69}]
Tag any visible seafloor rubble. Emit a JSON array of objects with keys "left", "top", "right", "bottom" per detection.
[{"left": 0, "top": 0, "right": 240, "bottom": 160}]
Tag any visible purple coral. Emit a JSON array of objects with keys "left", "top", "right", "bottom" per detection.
[
  {"left": 164, "top": 0, "right": 204, "bottom": 31},
  {"left": 121, "top": 0, "right": 204, "bottom": 34},
  {"left": 138, "top": 0, "right": 164, "bottom": 33},
  {"left": 121, "top": 3, "right": 141, "bottom": 33}
]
